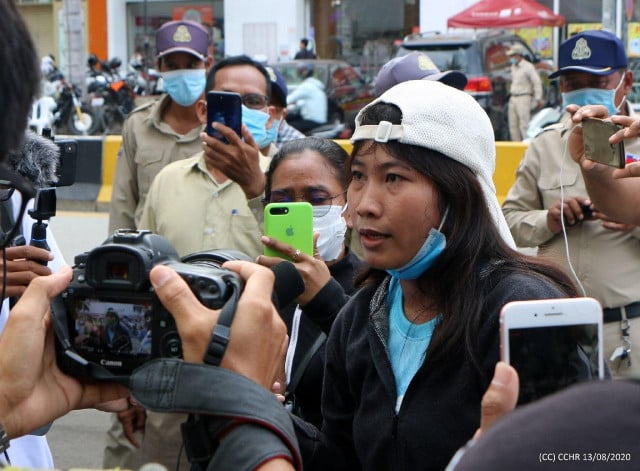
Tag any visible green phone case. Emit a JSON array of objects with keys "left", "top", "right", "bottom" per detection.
[{"left": 264, "top": 202, "right": 314, "bottom": 261}]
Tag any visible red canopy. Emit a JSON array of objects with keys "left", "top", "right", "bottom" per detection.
[{"left": 447, "top": 0, "right": 566, "bottom": 29}]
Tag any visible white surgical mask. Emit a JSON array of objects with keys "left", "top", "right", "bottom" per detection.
[{"left": 313, "top": 205, "right": 347, "bottom": 261}]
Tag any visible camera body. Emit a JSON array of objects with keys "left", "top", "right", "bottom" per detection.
[
  {"left": 53, "top": 138, "right": 78, "bottom": 187},
  {"left": 53, "top": 230, "right": 243, "bottom": 380}
]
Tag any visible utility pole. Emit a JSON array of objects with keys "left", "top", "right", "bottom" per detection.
[
  {"left": 61, "top": 0, "right": 85, "bottom": 92},
  {"left": 602, "top": 0, "right": 616, "bottom": 33},
  {"left": 143, "top": 0, "right": 150, "bottom": 96}
]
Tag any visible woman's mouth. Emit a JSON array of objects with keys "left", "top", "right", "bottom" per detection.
[{"left": 359, "top": 229, "right": 388, "bottom": 248}]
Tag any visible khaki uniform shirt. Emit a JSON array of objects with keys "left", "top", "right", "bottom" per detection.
[
  {"left": 138, "top": 151, "right": 268, "bottom": 258},
  {"left": 510, "top": 59, "right": 543, "bottom": 102},
  {"left": 502, "top": 111, "right": 640, "bottom": 308},
  {"left": 137, "top": 151, "right": 269, "bottom": 469},
  {"left": 109, "top": 95, "right": 204, "bottom": 233}
]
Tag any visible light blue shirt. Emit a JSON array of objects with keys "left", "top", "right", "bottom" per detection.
[
  {"left": 287, "top": 77, "right": 327, "bottom": 124},
  {"left": 387, "top": 277, "right": 441, "bottom": 413}
]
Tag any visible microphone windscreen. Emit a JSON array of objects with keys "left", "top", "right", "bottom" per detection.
[
  {"left": 6, "top": 131, "right": 59, "bottom": 187},
  {"left": 271, "top": 261, "right": 304, "bottom": 310}
]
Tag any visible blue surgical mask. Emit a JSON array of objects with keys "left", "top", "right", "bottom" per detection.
[
  {"left": 561, "top": 74, "right": 626, "bottom": 116},
  {"left": 161, "top": 69, "right": 206, "bottom": 107},
  {"left": 242, "top": 105, "right": 273, "bottom": 148},
  {"left": 509, "top": 58, "right": 518, "bottom": 65},
  {"left": 386, "top": 207, "right": 449, "bottom": 280},
  {"left": 265, "top": 118, "right": 281, "bottom": 146}
]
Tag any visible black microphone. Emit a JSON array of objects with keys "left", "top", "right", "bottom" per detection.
[{"left": 270, "top": 261, "right": 304, "bottom": 310}]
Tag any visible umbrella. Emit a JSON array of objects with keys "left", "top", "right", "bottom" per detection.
[{"left": 447, "top": 0, "right": 566, "bottom": 29}]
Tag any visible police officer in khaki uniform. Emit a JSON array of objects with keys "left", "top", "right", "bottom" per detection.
[
  {"left": 502, "top": 30, "right": 640, "bottom": 380},
  {"left": 103, "top": 19, "right": 212, "bottom": 469},
  {"left": 108, "top": 19, "right": 213, "bottom": 234},
  {"left": 507, "top": 43, "right": 543, "bottom": 141}
]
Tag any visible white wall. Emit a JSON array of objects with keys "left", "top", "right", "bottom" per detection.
[
  {"left": 224, "top": 0, "right": 309, "bottom": 62},
  {"left": 420, "top": 0, "right": 478, "bottom": 33},
  {"left": 107, "top": 0, "right": 127, "bottom": 63}
]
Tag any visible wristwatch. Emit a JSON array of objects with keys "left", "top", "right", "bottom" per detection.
[{"left": 0, "top": 420, "right": 9, "bottom": 453}]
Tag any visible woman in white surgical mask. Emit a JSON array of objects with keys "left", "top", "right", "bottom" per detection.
[{"left": 257, "top": 137, "right": 363, "bottom": 427}]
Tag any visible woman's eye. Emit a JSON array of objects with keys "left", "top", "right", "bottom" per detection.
[
  {"left": 386, "top": 173, "right": 402, "bottom": 183},
  {"left": 351, "top": 170, "right": 363, "bottom": 181}
]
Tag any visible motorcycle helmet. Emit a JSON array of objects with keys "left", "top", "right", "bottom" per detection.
[
  {"left": 109, "top": 57, "right": 122, "bottom": 70},
  {"left": 87, "top": 53, "right": 99, "bottom": 68},
  {"left": 297, "top": 62, "right": 314, "bottom": 79}
]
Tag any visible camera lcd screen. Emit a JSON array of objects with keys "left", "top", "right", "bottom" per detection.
[
  {"left": 509, "top": 323, "right": 600, "bottom": 405},
  {"left": 72, "top": 298, "right": 153, "bottom": 358}
]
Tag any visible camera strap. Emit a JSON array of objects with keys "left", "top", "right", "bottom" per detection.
[
  {"left": 129, "top": 358, "right": 302, "bottom": 470},
  {"left": 203, "top": 287, "right": 239, "bottom": 367}
]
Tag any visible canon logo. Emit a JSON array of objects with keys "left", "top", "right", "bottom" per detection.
[{"left": 100, "top": 359, "right": 122, "bottom": 367}]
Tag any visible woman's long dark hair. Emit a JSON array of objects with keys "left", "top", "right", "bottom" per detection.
[
  {"left": 265, "top": 136, "right": 349, "bottom": 195},
  {"left": 351, "top": 102, "right": 577, "bottom": 375}
]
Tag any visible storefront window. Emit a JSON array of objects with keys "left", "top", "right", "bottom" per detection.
[
  {"left": 127, "top": 1, "right": 224, "bottom": 65},
  {"left": 314, "top": 0, "right": 418, "bottom": 82}
]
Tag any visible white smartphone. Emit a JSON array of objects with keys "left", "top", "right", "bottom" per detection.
[{"left": 500, "top": 297, "right": 604, "bottom": 406}]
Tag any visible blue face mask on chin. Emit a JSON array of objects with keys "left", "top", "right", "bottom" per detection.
[
  {"left": 161, "top": 69, "right": 206, "bottom": 107},
  {"left": 386, "top": 207, "right": 449, "bottom": 280},
  {"left": 561, "top": 74, "right": 626, "bottom": 116},
  {"left": 242, "top": 105, "right": 275, "bottom": 148}
]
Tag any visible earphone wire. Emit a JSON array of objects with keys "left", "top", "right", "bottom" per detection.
[{"left": 559, "top": 125, "right": 587, "bottom": 297}]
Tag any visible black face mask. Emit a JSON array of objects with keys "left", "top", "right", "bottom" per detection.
[{"left": 0, "top": 162, "right": 36, "bottom": 249}]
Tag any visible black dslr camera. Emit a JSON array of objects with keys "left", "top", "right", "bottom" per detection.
[{"left": 52, "top": 230, "right": 244, "bottom": 382}]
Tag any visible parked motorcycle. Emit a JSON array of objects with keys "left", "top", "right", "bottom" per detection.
[
  {"left": 86, "top": 56, "right": 136, "bottom": 134},
  {"left": 286, "top": 103, "right": 347, "bottom": 139},
  {"left": 29, "top": 76, "right": 98, "bottom": 135},
  {"left": 128, "top": 55, "right": 162, "bottom": 96}
]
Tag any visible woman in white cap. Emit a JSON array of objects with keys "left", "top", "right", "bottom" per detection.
[{"left": 291, "top": 80, "right": 577, "bottom": 470}]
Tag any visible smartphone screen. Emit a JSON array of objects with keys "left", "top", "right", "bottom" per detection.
[
  {"left": 582, "top": 117, "right": 625, "bottom": 168},
  {"left": 264, "top": 202, "right": 314, "bottom": 261},
  {"left": 501, "top": 298, "right": 603, "bottom": 406},
  {"left": 206, "top": 91, "right": 242, "bottom": 143}
]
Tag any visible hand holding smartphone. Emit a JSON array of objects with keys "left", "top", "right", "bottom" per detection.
[
  {"left": 500, "top": 297, "right": 603, "bottom": 405},
  {"left": 263, "top": 202, "right": 313, "bottom": 261},
  {"left": 582, "top": 117, "right": 625, "bottom": 168},
  {"left": 206, "top": 91, "right": 242, "bottom": 143}
]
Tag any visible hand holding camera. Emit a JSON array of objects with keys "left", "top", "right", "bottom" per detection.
[
  {"left": 547, "top": 197, "right": 596, "bottom": 232},
  {"left": 0, "top": 235, "right": 289, "bottom": 439},
  {"left": 52, "top": 230, "right": 299, "bottom": 390}
]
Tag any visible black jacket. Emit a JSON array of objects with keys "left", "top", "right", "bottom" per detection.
[
  {"left": 282, "top": 248, "right": 363, "bottom": 426},
  {"left": 295, "top": 271, "right": 567, "bottom": 470}
]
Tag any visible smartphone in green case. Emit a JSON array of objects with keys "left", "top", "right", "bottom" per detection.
[{"left": 264, "top": 202, "right": 314, "bottom": 261}]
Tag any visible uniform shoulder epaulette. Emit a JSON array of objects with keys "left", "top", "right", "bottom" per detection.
[
  {"left": 129, "top": 98, "right": 158, "bottom": 115},
  {"left": 538, "top": 121, "right": 564, "bottom": 135}
]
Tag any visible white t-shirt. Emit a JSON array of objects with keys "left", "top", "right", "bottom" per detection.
[{"left": 0, "top": 195, "right": 66, "bottom": 468}]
